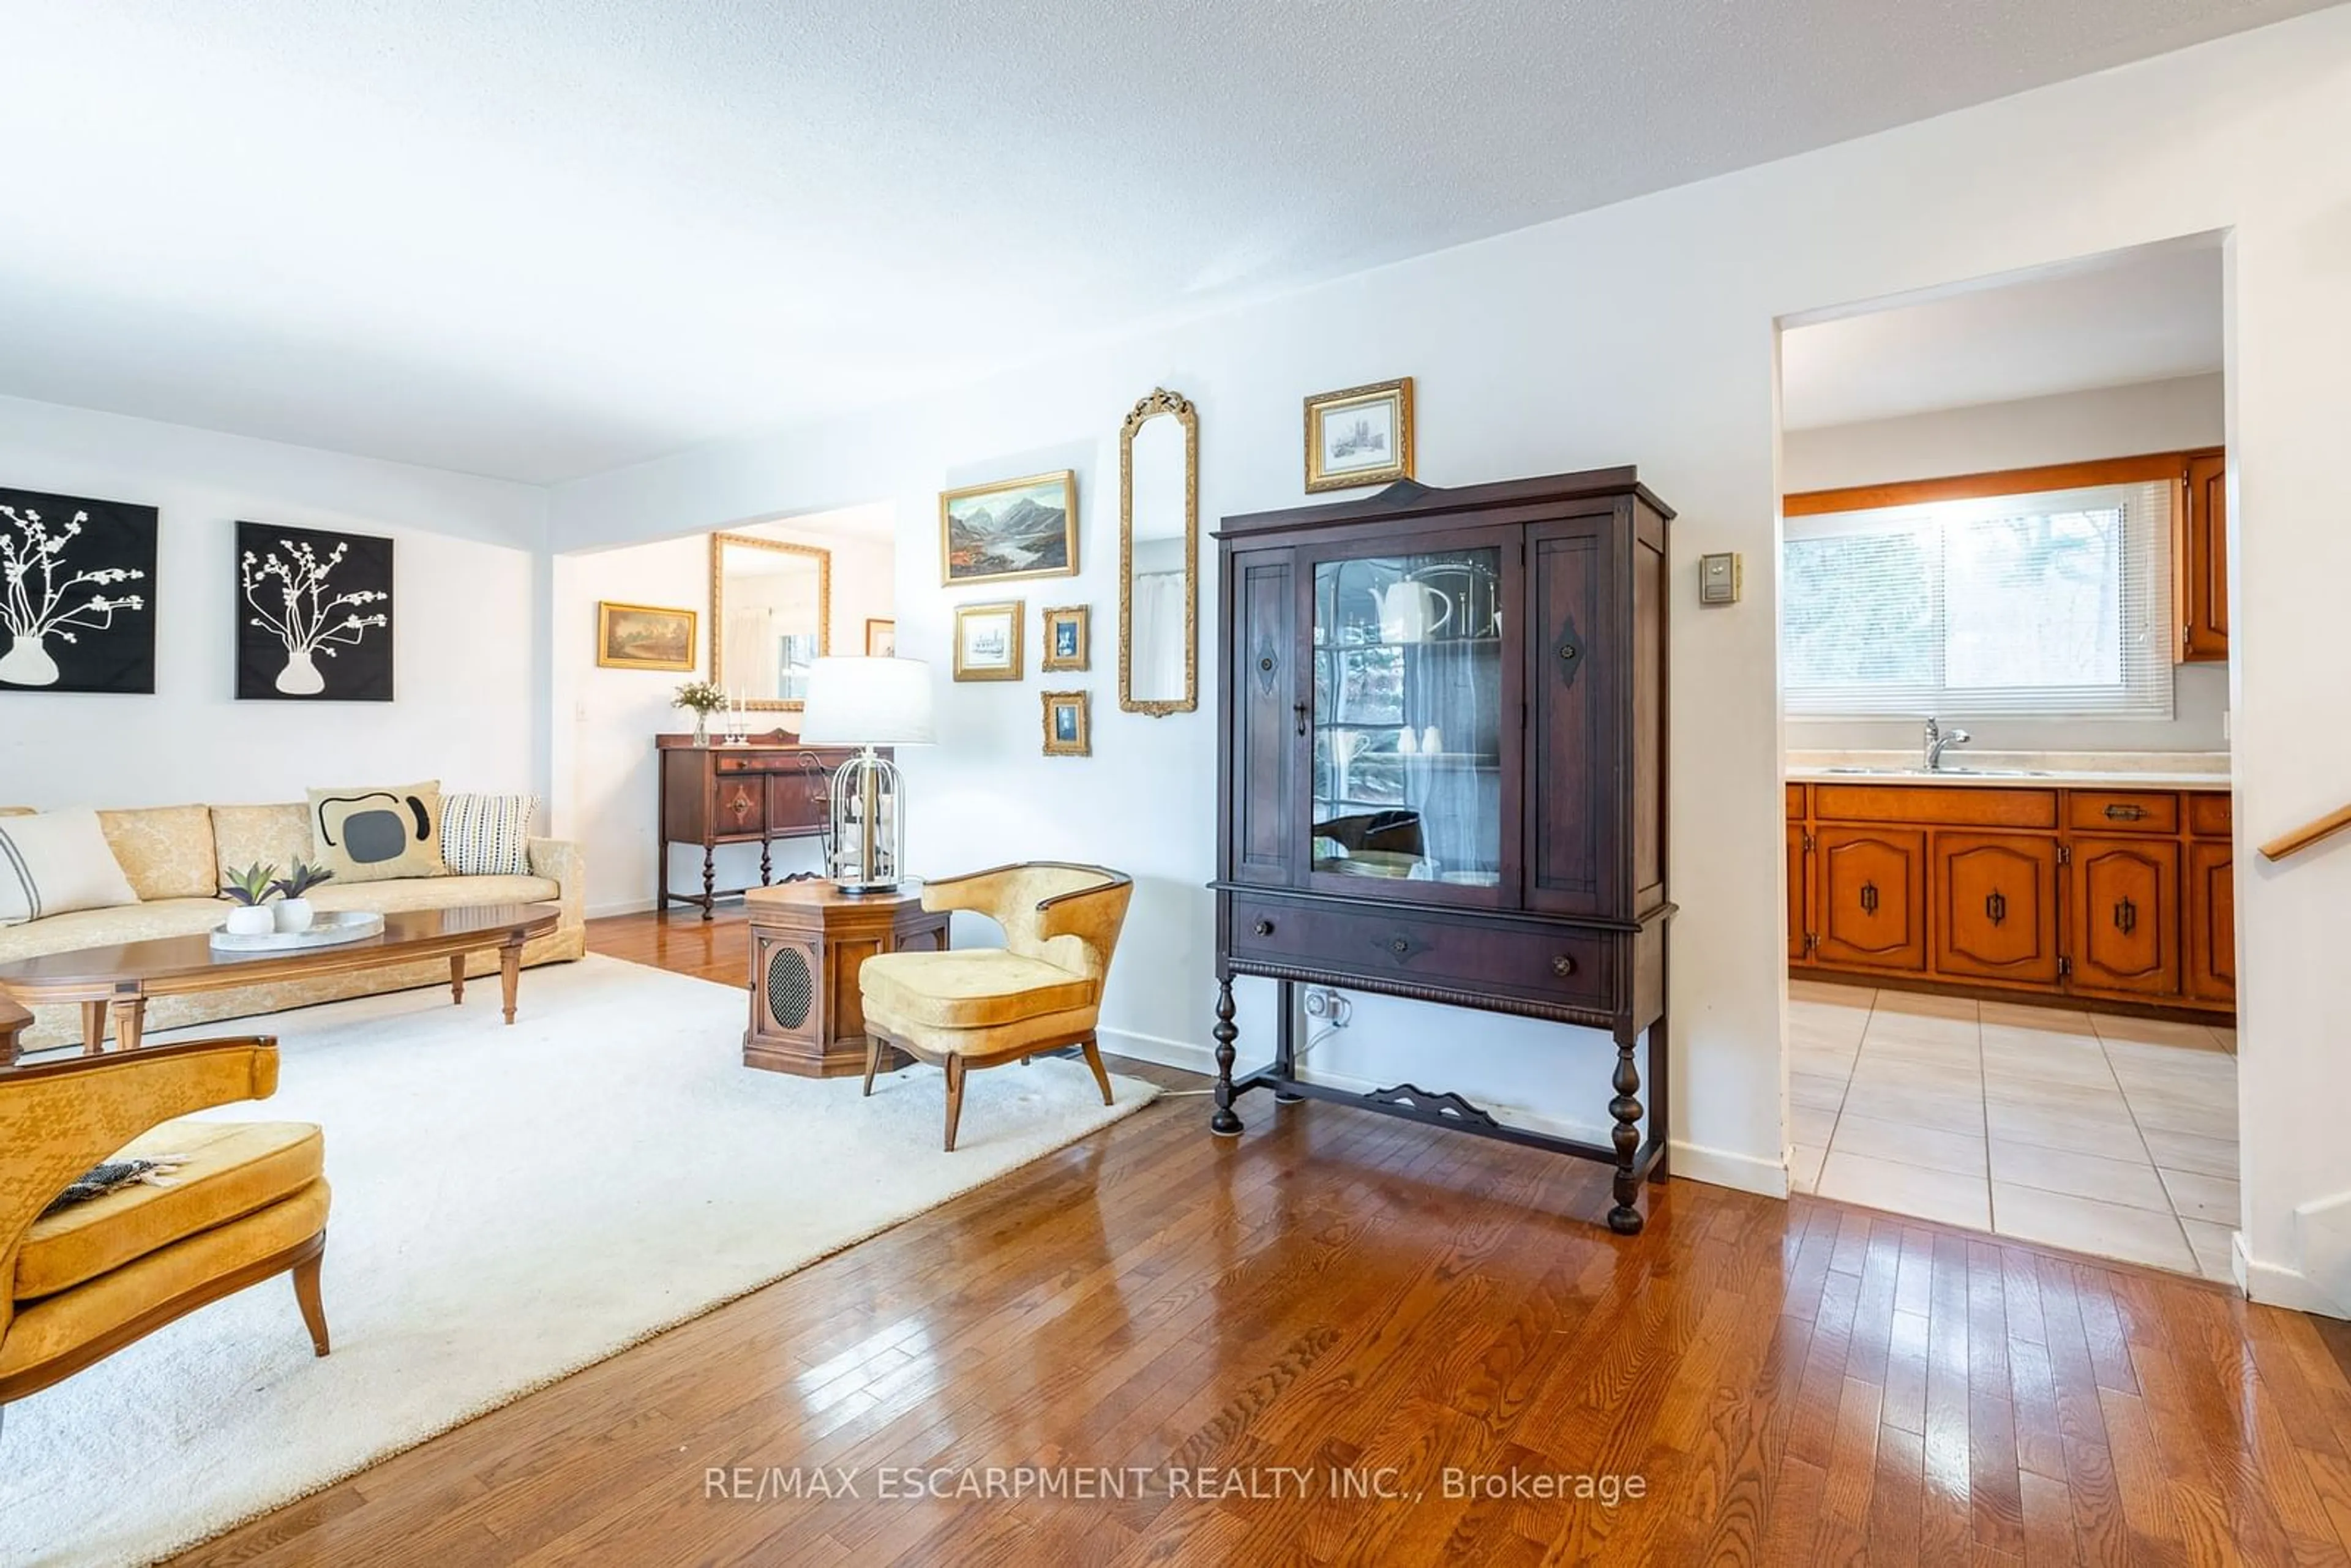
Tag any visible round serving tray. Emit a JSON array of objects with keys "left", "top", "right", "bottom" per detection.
[{"left": 209, "top": 910, "right": 387, "bottom": 953}]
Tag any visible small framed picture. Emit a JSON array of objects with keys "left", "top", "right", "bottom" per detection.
[
  {"left": 940, "top": 470, "right": 1078, "bottom": 587},
  {"left": 953, "top": 600, "right": 1023, "bottom": 681},
  {"left": 596, "top": 601, "right": 698, "bottom": 672},
  {"left": 1303, "top": 377, "right": 1414, "bottom": 493},
  {"left": 1041, "top": 605, "right": 1089, "bottom": 672},
  {"left": 865, "top": 617, "right": 896, "bottom": 657},
  {"left": 1041, "top": 691, "right": 1090, "bottom": 756}
]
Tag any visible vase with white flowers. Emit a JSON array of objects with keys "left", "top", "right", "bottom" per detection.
[
  {"left": 270, "top": 860, "right": 335, "bottom": 933},
  {"left": 673, "top": 680, "right": 729, "bottom": 746},
  {"left": 220, "top": 862, "right": 280, "bottom": 936}
]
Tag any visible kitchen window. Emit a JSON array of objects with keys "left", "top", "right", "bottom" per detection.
[{"left": 1782, "top": 479, "right": 2173, "bottom": 719}]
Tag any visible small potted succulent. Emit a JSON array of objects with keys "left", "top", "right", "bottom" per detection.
[
  {"left": 220, "top": 862, "right": 280, "bottom": 936},
  {"left": 271, "top": 860, "right": 335, "bottom": 934},
  {"left": 672, "top": 679, "right": 729, "bottom": 746}
]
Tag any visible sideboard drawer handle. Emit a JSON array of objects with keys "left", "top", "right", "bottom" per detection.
[
  {"left": 1552, "top": 955, "right": 1576, "bottom": 978},
  {"left": 1253, "top": 918, "right": 1273, "bottom": 937},
  {"left": 2104, "top": 803, "right": 2146, "bottom": 821}
]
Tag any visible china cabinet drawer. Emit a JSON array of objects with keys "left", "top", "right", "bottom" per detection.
[
  {"left": 2188, "top": 791, "right": 2232, "bottom": 838},
  {"left": 1229, "top": 898, "right": 1611, "bottom": 1008},
  {"left": 2064, "top": 791, "right": 2178, "bottom": 835}
]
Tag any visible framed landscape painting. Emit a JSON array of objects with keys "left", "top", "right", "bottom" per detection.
[
  {"left": 940, "top": 470, "right": 1077, "bottom": 587},
  {"left": 0, "top": 485, "right": 157, "bottom": 694},
  {"left": 598, "top": 601, "right": 697, "bottom": 671},
  {"left": 1303, "top": 377, "right": 1414, "bottom": 492}
]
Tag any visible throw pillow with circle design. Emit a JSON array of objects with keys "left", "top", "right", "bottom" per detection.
[{"left": 306, "top": 781, "right": 449, "bottom": 883}]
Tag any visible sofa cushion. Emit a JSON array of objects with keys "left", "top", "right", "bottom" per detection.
[
  {"left": 0, "top": 810, "right": 141, "bottom": 926},
  {"left": 212, "top": 803, "right": 313, "bottom": 884},
  {"left": 97, "top": 805, "right": 220, "bottom": 901},
  {"left": 0, "top": 898, "right": 223, "bottom": 962},
  {"left": 307, "top": 874, "right": 560, "bottom": 916},
  {"left": 858, "top": 950, "right": 1093, "bottom": 1030},
  {"left": 16, "top": 1119, "right": 324, "bottom": 1299},
  {"left": 307, "top": 782, "right": 448, "bottom": 884}
]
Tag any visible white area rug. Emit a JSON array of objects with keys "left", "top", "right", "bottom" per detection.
[{"left": 0, "top": 954, "right": 1156, "bottom": 1567}]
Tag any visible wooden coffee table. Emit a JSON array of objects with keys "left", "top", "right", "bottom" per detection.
[{"left": 0, "top": 903, "right": 561, "bottom": 1062}]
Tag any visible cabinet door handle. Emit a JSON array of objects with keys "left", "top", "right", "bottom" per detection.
[
  {"left": 1551, "top": 955, "right": 1577, "bottom": 978},
  {"left": 1559, "top": 643, "right": 1578, "bottom": 662},
  {"left": 2104, "top": 803, "right": 2146, "bottom": 821},
  {"left": 1390, "top": 937, "right": 1410, "bottom": 955},
  {"left": 1859, "top": 880, "right": 1879, "bottom": 915},
  {"left": 1253, "top": 918, "right": 1273, "bottom": 937},
  {"left": 2113, "top": 897, "right": 2137, "bottom": 936},
  {"left": 1985, "top": 890, "right": 2006, "bottom": 926},
  {"left": 1294, "top": 701, "right": 1309, "bottom": 737}
]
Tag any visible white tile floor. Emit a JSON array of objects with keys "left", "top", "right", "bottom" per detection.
[{"left": 1790, "top": 979, "right": 2238, "bottom": 1282}]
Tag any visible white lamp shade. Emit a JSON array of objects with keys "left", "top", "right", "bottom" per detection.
[{"left": 798, "top": 656, "right": 936, "bottom": 746}]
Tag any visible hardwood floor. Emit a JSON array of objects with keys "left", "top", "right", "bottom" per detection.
[{"left": 171, "top": 908, "right": 2351, "bottom": 1566}]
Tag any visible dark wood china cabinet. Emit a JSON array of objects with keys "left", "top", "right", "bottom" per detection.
[{"left": 1210, "top": 468, "right": 1674, "bottom": 1234}]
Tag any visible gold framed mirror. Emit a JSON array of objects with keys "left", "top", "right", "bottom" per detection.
[
  {"left": 1119, "top": 388, "right": 1198, "bottom": 716},
  {"left": 710, "top": 533, "right": 831, "bottom": 710}
]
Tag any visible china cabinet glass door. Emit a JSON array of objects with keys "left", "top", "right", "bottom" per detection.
[{"left": 1307, "top": 536, "right": 1516, "bottom": 903}]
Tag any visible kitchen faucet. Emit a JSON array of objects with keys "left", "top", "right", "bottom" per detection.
[{"left": 1924, "top": 717, "right": 1971, "bottom": 771}]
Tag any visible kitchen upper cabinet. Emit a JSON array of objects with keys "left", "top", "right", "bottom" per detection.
[
  {"left": 1812, "top": 827, "right": 1927, "bottom": 973},
  {"left": 2177, "top": 448, "right": 2229, "bottom": 664},
  {"left": 2068, "top": 836, "right": 2181, "bottom": 999},
  {"left": 1932, "top": 832, "right": 2061, "bottom": 985},
  {"left": 2186, "top": 840, "right": 2236, "bottom": 1005}
]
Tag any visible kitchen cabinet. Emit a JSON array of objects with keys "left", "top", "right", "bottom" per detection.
[
  {"left": 1812, "top": 828, "right": 1927, "bottom": 973},
  {"left": 1790, "top": 781, "right": 2231, "bottom": 1018},
  {"left": 2178, "top": 448, "right": 2229, "bottom": 663}
]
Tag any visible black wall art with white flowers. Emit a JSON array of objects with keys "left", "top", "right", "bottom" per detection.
[
  {"left": 236, "top": 521, "right": 394, "bottom": 702},
  {"left": 0, "top": 486, "right": 157, "bottom": 694}
]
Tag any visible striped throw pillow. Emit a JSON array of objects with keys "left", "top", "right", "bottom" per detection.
[
  {"left": 0, "top": 809, "right": 143, "bottom": 926},
  {"left": 440, "top": 793, "right": 539, "bottom": 878}
]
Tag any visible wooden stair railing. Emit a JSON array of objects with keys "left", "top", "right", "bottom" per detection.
[{"left": 2259, "top": 802, "right": 2351, "bottom": 863}]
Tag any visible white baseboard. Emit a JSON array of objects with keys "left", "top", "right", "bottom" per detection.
[
  {"left": 2238, "top": 1247, "right": 2344, "bottom": 1316},
  {"left": 588, "top": 896, "right": 658, "bottom": 920},
  {"left": 1671, "top": 1141, "right": 1790, "bottom": 1200},
  {"left": 1097, "top": 1026, "right": 1215, "bottom": 1077}
]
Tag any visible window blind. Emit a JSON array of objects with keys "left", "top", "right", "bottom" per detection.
[{"left": 1783, "top": 479, "right": 2173, "bottom": 719}]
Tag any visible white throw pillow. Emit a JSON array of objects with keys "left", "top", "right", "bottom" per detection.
[
  {"left": 0, "top": 809, "right": 143, "bottom": 925},
  {"left": 440, "top": 792, "right": 539, "bottom": 877}
]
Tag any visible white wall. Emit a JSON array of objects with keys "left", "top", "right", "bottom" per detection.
[
  {"left": 0, "top": 394, "right": 545, "bottom": 812},
  {"left": 549, "top": 511, "right": 894, "bottom": 917},
  {"left": 547, "top": 11, "right": 2351, "bottom": 1309},
  {"left": 1783, "top": 374, "right": 2229, "bottom": 753}
]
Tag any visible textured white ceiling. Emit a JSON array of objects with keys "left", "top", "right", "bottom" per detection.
[
  {"left": 1782, "top": 242, "right": 2225, "bottom": 429},
  {"left": 0, "top": 1, "right": 2323, "bottom": 483}
]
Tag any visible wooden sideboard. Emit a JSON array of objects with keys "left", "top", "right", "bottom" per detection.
[
  {"left": 654, "top": 735, "right": 864, "bottom": 918},
  {"left": 1788, "top": 779, "right": 2233, "bottom": 1018}
]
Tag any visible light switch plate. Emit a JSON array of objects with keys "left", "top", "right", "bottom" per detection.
[{"left": 1700, "top": 551, "right": 1742, "bottom": 605}]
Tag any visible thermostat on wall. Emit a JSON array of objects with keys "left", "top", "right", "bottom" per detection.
[{"left": 1700, "top": 552, "right": 1742, "bottom": 605}]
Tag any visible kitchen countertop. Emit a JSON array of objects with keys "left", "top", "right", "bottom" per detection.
[{"left": 1786, "top": 751, "right": 2231, "bottom": 790}]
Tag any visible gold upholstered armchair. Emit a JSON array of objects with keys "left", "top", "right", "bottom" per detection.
[
  {"left": 0, "top": 1027, "right": 331, "bottom": 1441},
  {"left": 858, "top": 862, "right": 1134, "bottom": 1151}
]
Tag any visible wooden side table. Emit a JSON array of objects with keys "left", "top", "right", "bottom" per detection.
[{"left": 743, "top": 882, "right": 948, "bottom": 1077}]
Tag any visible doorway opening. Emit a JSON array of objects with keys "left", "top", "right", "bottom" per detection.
[{"left": 1777, "top": 236, "right": 2237, "bottom": 1283}]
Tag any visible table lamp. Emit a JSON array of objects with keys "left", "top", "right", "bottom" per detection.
[{"left": 797, "top": 656, "right": 935, "bottom": 893}]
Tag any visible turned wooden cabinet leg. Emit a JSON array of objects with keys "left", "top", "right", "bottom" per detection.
[
  {"left": 449, "top": 954, "right": 467, "bottom": 1005},
  {"left": 760, "top": 836, "right": 772, "bottom": 887},
  {"left": 1210, "top": 978, "right": 1243, "bottom": 1137},
  {"left": 1272, "top": 978, "right": 1303, "bottom": 1103},
  {"left": 293, "top": 1239, "right": 331, "bottom": 1357},
  {"left": 1081, "top": 1035, "right": 1114, "bottom": 1106},
  {"left": 1608, "top": 1028, "right": 1645, "bottom": 1235},
  {"left": 700, "top": 844, "right": 717, "bottom": 921},
  {"left": 943, "top": 1054, "right": 967, "bottom": 1152}
]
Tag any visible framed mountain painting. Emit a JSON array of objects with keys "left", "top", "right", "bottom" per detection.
[
  {"left": 939, "top": 470, "right": 1076, "bottom": 587},
  {"left": 0, "top": 486, "right": 157, "bottom": 695},
  {"left": 236, "top": 520, "right": 395, "bottom": 701}
]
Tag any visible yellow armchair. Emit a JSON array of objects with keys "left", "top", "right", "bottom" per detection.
[
  {"left": 0, "top": 1029, "right": 331, "bottom": 1442},
  {"left": 858, "top": 862, "right": 1134, "bottom": 1150}
]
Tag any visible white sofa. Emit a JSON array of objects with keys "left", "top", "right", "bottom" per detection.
[{"left": 0, "top": 802, "right": 585, "bottom": 1052}]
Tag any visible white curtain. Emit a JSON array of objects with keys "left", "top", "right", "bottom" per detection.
[{"left": 1131, "top": 571, "right": 1187, "bottom": 696}]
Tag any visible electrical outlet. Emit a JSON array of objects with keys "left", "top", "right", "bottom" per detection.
[{"left": 1303, "top": 986, "right": 1351, "bottom": 1027}]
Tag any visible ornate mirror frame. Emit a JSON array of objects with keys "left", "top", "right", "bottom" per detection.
[
  {"left": 1118, "top": 387, "right": 1199, "bottom": 716},
  {"left": 709, "top": 532, "right": 832, "bottom": 711}
]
